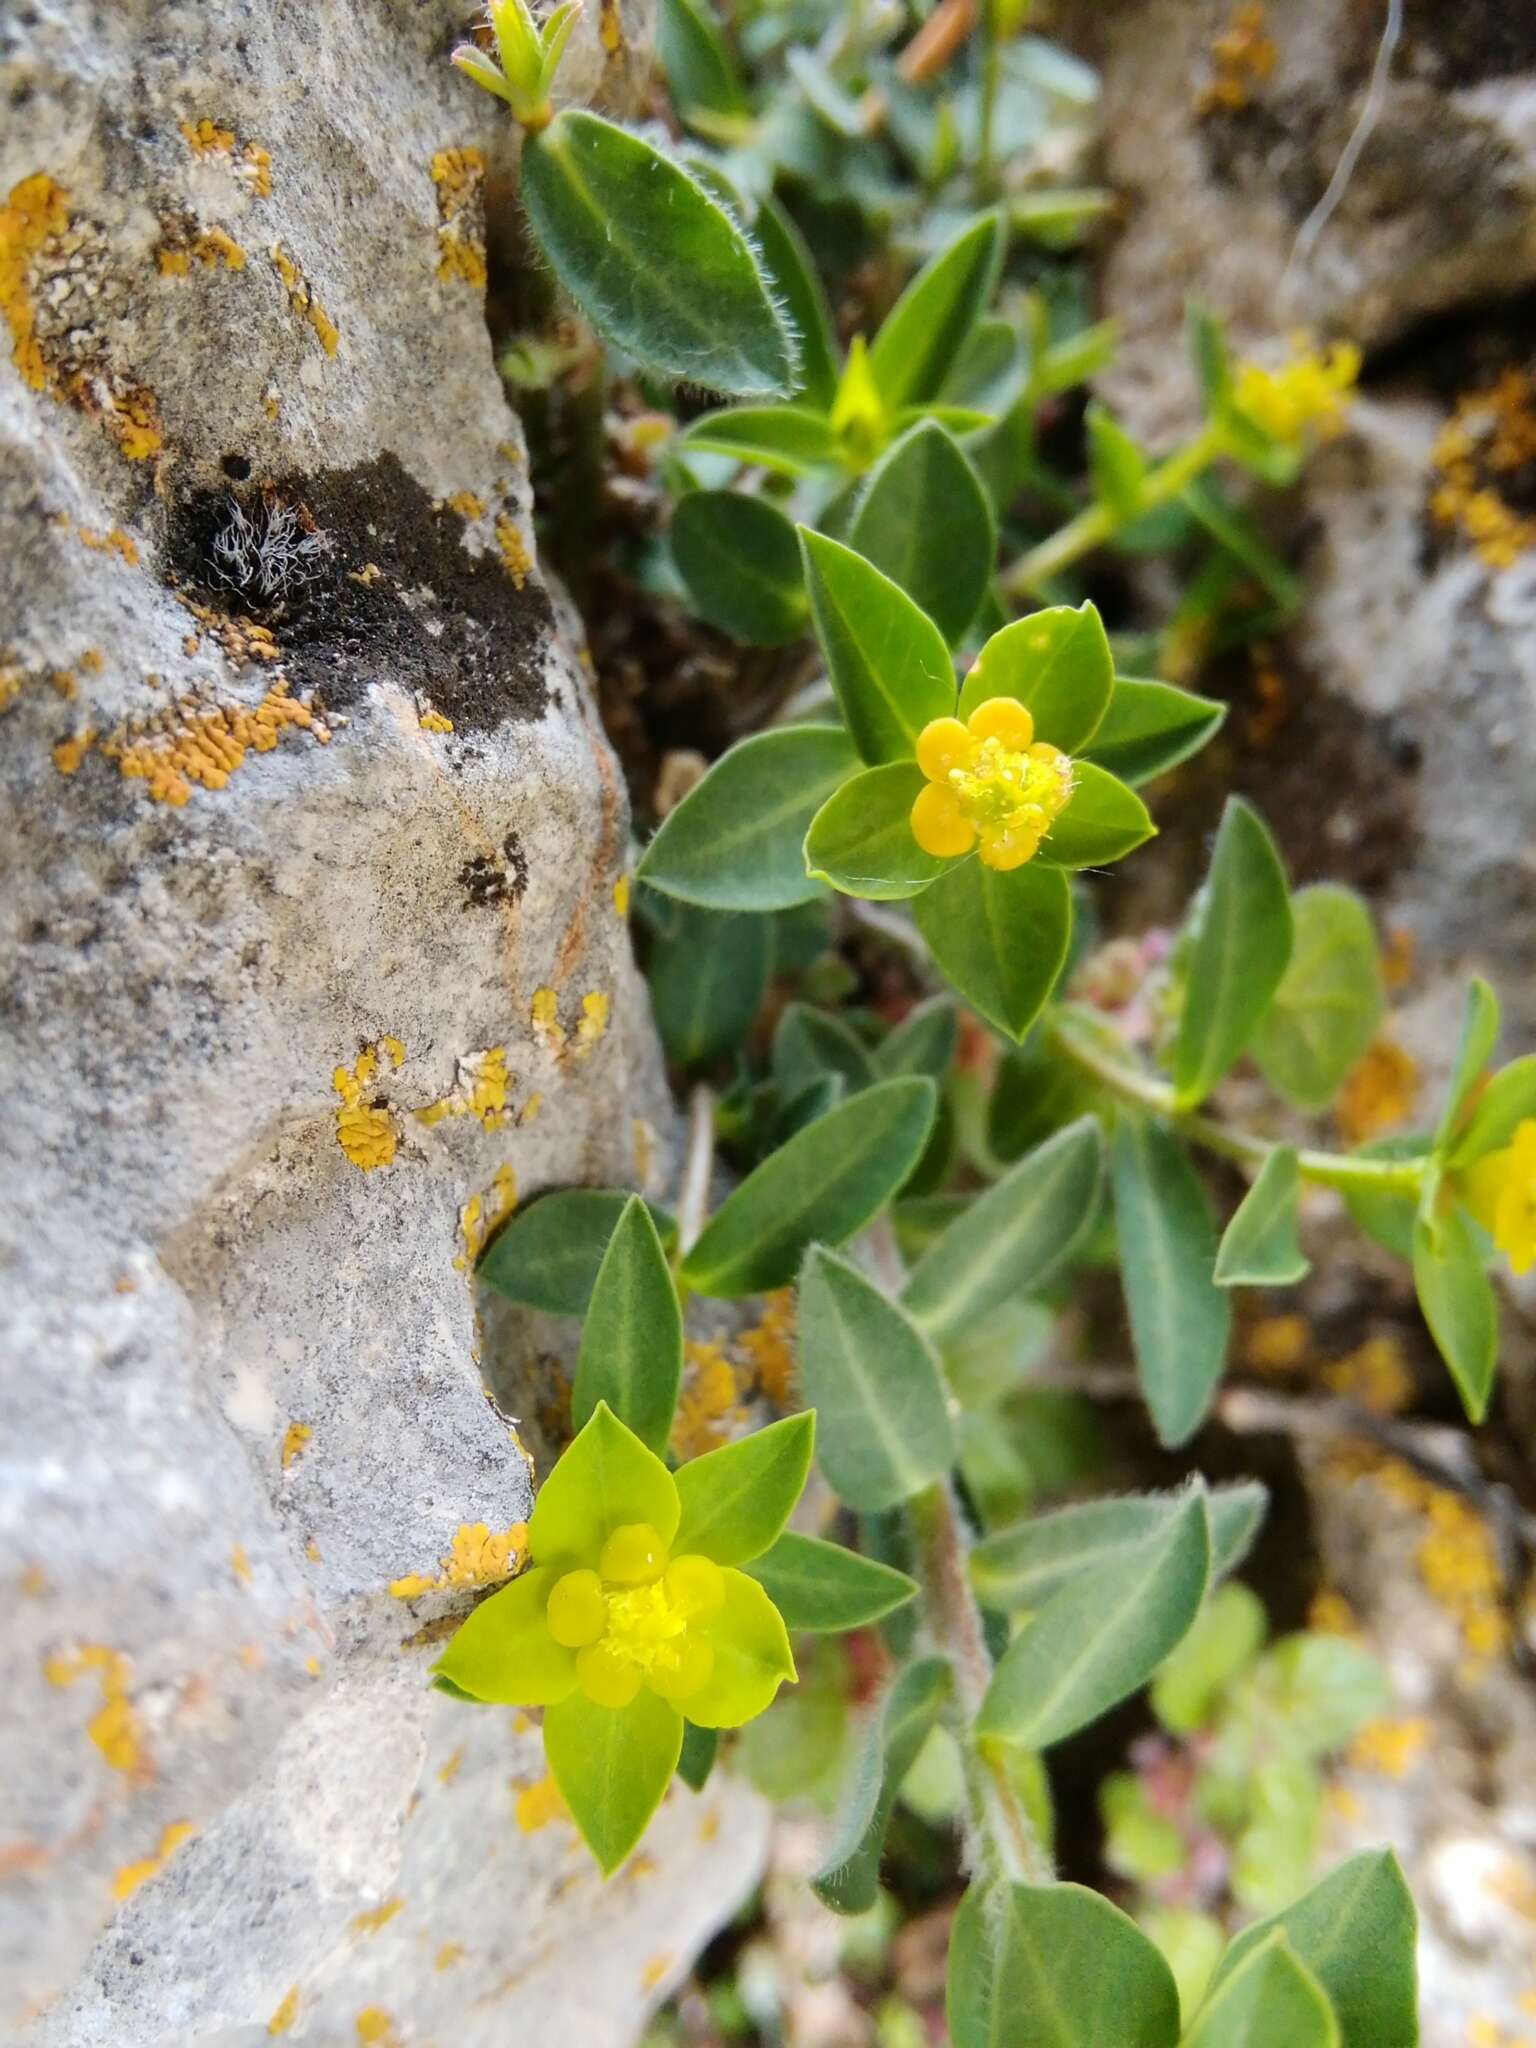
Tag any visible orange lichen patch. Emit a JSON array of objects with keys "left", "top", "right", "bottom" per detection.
[
  {"left": 52, "top": 728, "right": 96, "bottom": 776},
  {"left": 333, "top": 1045, "right": 400, "bottom": 1172},
  {"left": 106, "top": 385, "right": 164, "bottom": 462},
  {"left": 157, "top": 223, "right": 247, "bottom": 275},
  {"left": 740, "top": 1290, "right": 798, "bottom": 1407},
  {"left": 514, "top": 1772, "right": 569, "bottom": 1833},
  {"left": 270, "top": 243, "right": 339, "bottom": 356},
  {"left": 179, "top": 600, "right": 283, "bottom": 668},
  {"left": 49, "top": 668, "right": 76, "bottom": 698},
  {"left": 350, "top": 561, "right": 383, "bottom": 586},
  {"left": 573, "top": 990, "right": 610, "bottom": 1056},
  {"left": 111, "top": 1820, "right": 196, "bottom": 1902},
  {"left": 1244, "top": 1311, "right": 1310, "bottom": 1375},
  {"left": 1196, "top": 1, "right": 1277, "bottom": 115},
  {"left": 180, "top": 117, "right": 237, "bottom": 156},
  {"left": 1326, "top": 1442, "right": 1510, "bottom": 1674},
  {"left": 437, "top": 1745, "right": 465, "bottom": 1786},
  {"left": 305, "top": 1537, "right": 322, "bottom": 1564},
  {"left": 267, "top": 1985, "right": 301, "bottom": 2036},
  {"left": 698, "top": 1807, "right": 720, "bottom": 1843},
  {"left": 389, "top": 1522, "right": 528, "bottom": 1600},
  {"left": 180, "top": 120, "right": 272, "bottom": 197},
  {"left": 416, "top": 706, "right": 456, "bottom": 736},
  {"left": 1336, "top": 1035, "right": 1419, "bottom": 1144},
  {"left": 641, "top": 1952, "right": 673, "bottom": 1992},
  {"left": 1431, "top": 369, "right": 1536, "bottom": 571},
  {"left": 456, "top": 1163, "right": 519, "bottom": 1271},
  {"left": 520, "top": 1094, "right": 543, "bottom": 1127},
  {"left": 613, "top": 874, "right": 631, "bottom": 918},
  {"left": 495, "top": 512, "right": 532, "bottom": 589},
  {"left": 671, "top": 1340, "right": 743, "bottom": 1461},
  {"left": 1323, "top": 1333, "right": 1414, "bottom": 1415},
  {"left": 354, "top": 2012, "right": 401, "bottom": 2047},
  {"left": 417, "top": 1045, "right": 514, "bottom": 1140},
  {"left": 1349, "top": 1715, "right": 1430, "bottom": 1778},
  {"left": 431, "top": 148, "right": 488, "bottom": 288},
  {"left": 20, "top": 1562, "right": 48, "bottom": 1598},
  {"left": 102, "top": 678, "right": 327, "bottom": 807},
  {"left": 531, "top": 987, "right": 565, "bottom": 1050},
  {"left": 1308, "top": 1587, "right": 1360, "bottom": 1637},
  {"left": 43, "top": 1644, "right": 148, "bottom": 1777},
  {"left": 230, "top": 1544, "right": 253, "bottom": 1586},
  {"left": 280, "top": 1422, "right": 312, "bottom": 1471},
  {"left": 1381, "top": 925, "right": 1416, "bottom": 992},
  {"left": 350, "top": 1895, "right": 404, "bottom": 1936},
  {"left": 446, "top": 491, "right": 486, "bottom": 521},
  {"left": 1, "top": 172, "right": 70, "bottom": 390},
  {"left": 78, "top": 524, "right": 140, "bottom": 566},
  {"left": 435, "top": 1942, "right": 466, "bottom": 1971}
]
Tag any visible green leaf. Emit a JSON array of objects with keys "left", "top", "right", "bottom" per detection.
[
  {"left": 1150, "top": 1580, "right": 1268, "bottom": 1735},
  {"left": 1173, "top": 797, "right": 1293, "bottom": 1108},
  {"left": 1211, "top": 1851, "right": 1419, "bottom": 2048},
  {"left": 948, "top": 1881, "right": 1181, "bottom": 2048},
  {"left": 959, "top": 603, "right": 1114, "bottom": 753},
  {"left": 1214, "top": 1147, "right": 1308, "bottom": 1287},
  {"left": 677, "top": 1720, "right": 718, "bottom": 1791},
  {"left": 797, "top": 1245, "right": 957, "bottom": 1511},
  {"left": 912, "top": 858, "right": 1073, "bottom": 1043},
  {"left": 1189, "top": 302, "right": 1233, "bottom": 414},
  {"left": 658, "top": 0, "right": 746, "bottom": 124},
  {"left": 572, "top": 1196, "right": 683, "bottom": 1455},
  {"left": 848, "top": 421, "right": 995, "bottom": 645},
  {"left": 529, "top": 1401, "right": 679, "bottom": 1570},
  {"left": 971, "top": 1480, "right": 1267, "bottom": 1613},
  {"left": 1451, "top": 1054, "right": 1536, "bottom": 1166},
  {"left": 1086, "top": 403, "right": 1148, "bottom": 519},
  {"left": 671, "top": 490, "right": 809, "bottom": 646},
  {"left": 876, "top": 998, "right": 958, "bottom": 1080},
  {"left": 1340, "top": 1136, "right": 1428, "bottom": 1259},
  {"left": 681, "top": 1077, "right": 937, "bottom": 1295},
  {"left": 804, "top": 761, "right": 947, "bottom": 900},
  {"left": 639, "top": 725, "right": 856, "bottom": 912},
  {"left": 672, "top": 1412, "right": 816, "bottom": 1565},
  {"left": 1112, "top": 1120, "right": 1231, "bottom": 1445},
  {"left": 753, "top": 196, "right": 840, "bottom": 410},
  {"left": 1038, "top": 762, "right": 1155, "bottom": 869},
  {"left": 1251, "top": 886, "right": 1384, "bottom": 1112},
  {"left": 649, "top": 899, "right": 772, "bottom": 1063},
  {"left": 773, "top": 1002, "right": 877, "bottom": 1099},
  {"left": 544, "top": 1686, "right": 683, "bottom": 1875},
  {"left": 520, "top": 111, "right": 795, "bottom": 397},
  {"left": 1436, "top": 976, "right": 1500, "bottom": 1149},
  {"left": 977, "top": 1485, "right": 1210, "bottom": 1747},
  {"left": 1084, "top": 677, "right": 1226, "bottom": 786},
  {"left": 680, "top": 403, "right": 837, "bottom": 474},
  {"left": 869, "top": 211, "right": 1004, "bottom": 412},
  {"left": 434, "top": 1566, "right": 577, "bottom": 1705},
  {"left": 1184, "top": 1933, "right": 1339, "bottom": 2048},
  {"left": 800, "top": 529, "right": 957, "bottom": 764},
  {"left": 1413, "top": 1205, "right": 1497, "bottom": 1421},
  {"left": 904, "top": 1116, "right": 1103, "bottom": 1340},
  {"left": 478, "top": 1189, "right": 676, "bottom": 1315},
  {"left": 745, "top": 1530, "right": 919, "bottom": 1631},
  {"left": 1256, "top": 1633, "right": 1390, "bottom": 1756},
  {"left": 811, "top": 1656, "right": 952, "bottom": 1912}
]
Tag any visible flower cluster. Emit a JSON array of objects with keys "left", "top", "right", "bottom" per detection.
[
  {"left": 1460, "top": 1118, "right": 1536, "bottom": 1276},
  {"left": 910, "top": 697, "right": 1075, "bottom": 871},
  {"left": 1233, "top": 337, "right": 1361, "bottom": 448}
]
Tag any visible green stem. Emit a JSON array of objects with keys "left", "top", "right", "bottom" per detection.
[
  {"left": 1046, "top": 1013, "right": 1426, "bottom": 1197},
  {"left": 976, "top": 0, "right": 1001, "bottom": 197},
  {"left": 1002, "top": 422, "right": 1226, "bottom": 600}
]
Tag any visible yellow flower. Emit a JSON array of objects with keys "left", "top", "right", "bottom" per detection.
[
  {"left": 1233, "top": 336, "right": 1361, "bottom": 446},
  {"left": 1460, "top": 1118, "right": 1536, "bottom": 1276},
  {"left": 909, "top": 697, "right": 1075, "bottom": 872}
]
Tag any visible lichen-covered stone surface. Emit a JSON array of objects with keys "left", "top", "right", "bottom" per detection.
[{"left": 0, "top": 3, "right": 765, "bottom": 2041}]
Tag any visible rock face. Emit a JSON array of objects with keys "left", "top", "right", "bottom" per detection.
[{"left": 0, "top": 3, "right": 764, "bottom": 2041}]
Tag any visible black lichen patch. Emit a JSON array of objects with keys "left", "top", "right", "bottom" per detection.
[
  {"left": 457, "top": 830, "right": 529, "bottom": 909},
  {"left": 166, "top": 453, "right": 552, "bottom": 736}
]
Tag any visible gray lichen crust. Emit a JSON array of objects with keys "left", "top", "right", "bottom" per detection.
[{"left": 0, "top": 3, "right": 761, "bottom": 2042}]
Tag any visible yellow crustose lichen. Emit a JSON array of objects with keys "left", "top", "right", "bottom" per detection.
[
  {"left": 910, "top": 697, "right": 1075, "bottom": 871},
  {"left": 1430, "top": 367, "right": 1536, "bottom": 571},
  {"left": 333, "top": 1044, "right": 400, "bottom": 1172}
]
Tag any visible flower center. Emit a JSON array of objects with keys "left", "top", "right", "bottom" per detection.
[
  {"left": 948, "top": 734, "right": 1074, "bottom": 836},
  {"left": 545, "top": 1526, "right": 725, "bottom": 1710}
]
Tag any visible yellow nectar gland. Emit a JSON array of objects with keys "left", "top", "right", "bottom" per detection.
[
  {"left": 548, "top": 1527, "right": 725, "bottom": 1710},
  {"left": 911, "top": 697, "right": 1074, "bottom": 872},
  {"left": 1461, "top": 1118, "right": 1536, "bottom": 1277}
]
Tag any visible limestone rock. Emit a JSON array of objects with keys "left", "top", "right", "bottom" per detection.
[{"left": 0, "top": 3, "right": 762, "bottom": 2040}]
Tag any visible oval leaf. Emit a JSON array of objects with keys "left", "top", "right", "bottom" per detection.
[
  {"left": 904, "top": 1116, "right": 1103, "bottom": 1340},
  {"left": 1085, "top": 676, "right": 1226, "bottom": 786},
  {"left": 876, "top": 998, "right": 958, "bottom": 1079},
  {"left": 1038, "top": 762, "right": 1155, "bottom": 869},
  {"left": 680, "top": 403, "right": 838, "bottom": 474},
  {"left": 1214, "top": 1146, "right": 1308, "bottom": 1287},
  {"left": 1436, "top": 976, "right": 1500, "bottom": 1149},
  {"left": 521, "top": 111, "right": 796, "bottom": 397},
  {"left": 773, "top": 1001, "right": 878, "bottom": 1098},
  {"left": 959, "top": 603, "right": 1114, "bottom": 754},
  {"left": 672, "top": 490, "right": 809, "bottom": 646},
  {"left": 948, "top": 1881, "right": 1181, "bottom": 2048},
  {"left": 869, "top": 211, "right": 1004, "bottom": 411},
  {"left": 658, "top": 0, "right": 746, "bottom": 125},
  {"left": 639, "top": 725, "right": 856, "bottom": 913},
  {"left": 673, "top": 1411, "right": 816, "bottom": 1565},
  {"left": 649, "top": 898, "right": 772, "bottom": 1063},
  {"left": 1184, "top": 1933, "right": 1339, "bottom": 2048},
  {"left": 1251, "top": 886, "right": 1384, "bottom": 1112},
  {"left": 544, "top": 1687, "right": 683, "bottom": 1876},
  {"left": 977, "top": 1486, "right": 1211, "bottom": 1748},
  {"left": 478, "top": 1189, "right": 676, "bottom": 1315},
  {"left": 800, "top": 529, "right": 957, "bottom": 764},
  {"left": 745, "top": 1530, "right": 919, "bottom": 1632},
  {"left": 1413, "top": 1204, "right": 1497, "bottom": 1422},
  {"left": 798, "top": 1245, "right": 957, "bottom": 1511},
  {"left": 572, "top": 1196, "right": 683, "bottom": 1455},
  {"left": 805, "top": 762, "right": 948, "bottom": 900},
  {"left": 1174, "top": 796, "right": 1293, "bottom": 1108},
  {"left": 912, "top": 858, "right": 1073, "bottom": 1043},
  {"left": 1113, "top": 1119, "right": 1231, "bottom": 1448},
  {"left": 812, "top": 1656, "right": 951, "bottom": 1912},
  {"left": 849, "top": 421, "right": 995, "bottom": 645},
  {"left": 681, "top": 1077, "right": 937, "bottom": 1296}
]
